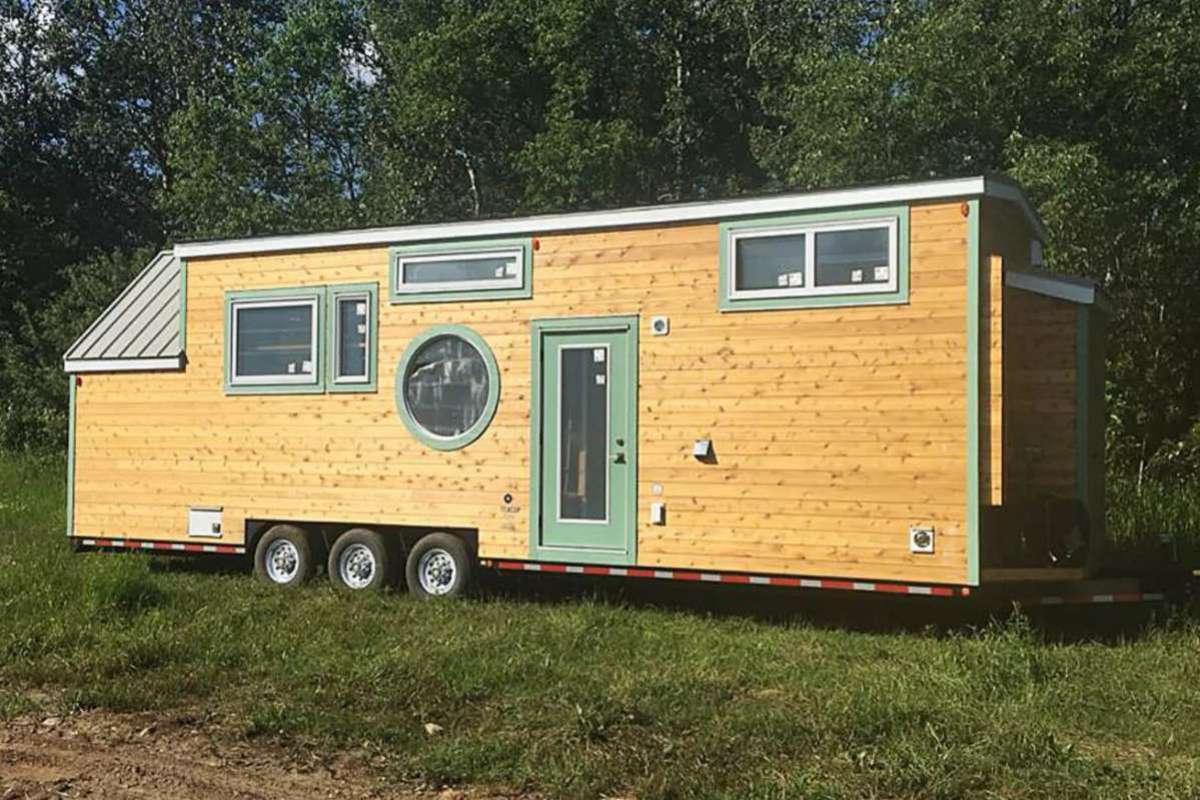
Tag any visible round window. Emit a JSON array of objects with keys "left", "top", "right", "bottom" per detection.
[{"left": 395, "top": 326, "right": 500, "bottom": 450}]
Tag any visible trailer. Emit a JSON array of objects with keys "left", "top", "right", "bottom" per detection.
[{"left": 62, "top": 175, "right": 1160, "bottom": 605}]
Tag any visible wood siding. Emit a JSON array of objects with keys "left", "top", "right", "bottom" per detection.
[
  {"left": 1002, "top": 290, "right": 1077, "bottom": 500},
  {"left": 73, "top": 200, "right": 972, "bottom": 585}
]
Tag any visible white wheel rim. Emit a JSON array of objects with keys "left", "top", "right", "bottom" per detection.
[
  {"left": 338, "top": 543, "right": 377, "bottom": 589},
  {"left": 264, "top": 539, "right": 300, "bottom": 584},
  {"left": 417, "top": 548, "right": 457, "bottom": 596}
]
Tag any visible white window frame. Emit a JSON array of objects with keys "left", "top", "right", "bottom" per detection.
[
  {"left": 726, "top": 216, "right": 899, "bottom": 301},
  {"left": 331, "top": 292, "right": 372, "bottom": 385},
  {"left": 393, "top": 247, "right": 525, "bottom": 295},
  {"left": 229, "top": 297, "right": 320, "bottom": 387}
]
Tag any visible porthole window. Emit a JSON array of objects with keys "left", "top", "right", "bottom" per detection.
[{"left": 395, "top": 325, "right": 500, "bottom": 450}]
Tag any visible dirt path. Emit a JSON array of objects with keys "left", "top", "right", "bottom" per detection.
[{"left": 0, "top": 710, "right": 530, "bottom": 800}]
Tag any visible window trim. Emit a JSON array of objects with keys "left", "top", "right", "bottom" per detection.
[
  {"left": 389, "top": 238, "right": 532, "bottom": 304},
  {"left": 224, "top": 287, "right": 325, "bottom": 395},
  {"left": 719, "top": 205, "right": 910, "bottom": 311},
  {"left": 327, "top": 282, "right": 378, "bottom": 393},
  {"left": 394, "top": 324, "right": 501, "bottom": 450}
]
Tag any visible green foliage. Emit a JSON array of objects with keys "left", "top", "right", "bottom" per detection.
[{"left": 2, "top": 0, "right": 1199, "bottom": 470}]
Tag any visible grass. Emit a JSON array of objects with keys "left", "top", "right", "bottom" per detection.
[{"left": 4, "top": 455, "right": 1200, "bottom": 798}]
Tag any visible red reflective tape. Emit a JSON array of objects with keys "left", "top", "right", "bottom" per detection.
[
  {"left": 721, "top": 573, "right": 752, "bottom": 584},
  {"left": 873, "top": 583, "right": 910, "bottom": 594},
  {"left": 626, "top": 568, "right": 657, "bottom": 578},
  {"left": 771, "top": 577, "right": 803, "bottom": 587},
  {"left": 929, "top": 587, "right": 957, "bottom": 597},
  {"left": 581, "top": 566, "right": 609, "bottom": 576},
  {"left": 820, "top": 580, "right": 855, "bottom": 591},
  {"left": 496, "top": 561, "right": 525, "bottom": 570},
  {"left": 539, "top": 563, "right": 568, "bottom": 573},
  {"left": 672, "top": 571, "right": 702, "bottom": 582}
]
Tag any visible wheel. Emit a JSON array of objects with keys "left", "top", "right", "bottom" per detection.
[
  {"left": 253, "top": 524, "right": 316, "bottom": 587},
  {"left": 405, "top": 532, "right": 474, "bottom": 599},
  {"left": 327, "top": 528, "right": 391, "bottom": 591}
]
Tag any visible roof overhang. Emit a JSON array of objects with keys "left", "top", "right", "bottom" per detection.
[
  {"left": 64, "top": 355, "right": 185, "bottom": 373},
  {"left": 1006, "top": 269, "right": 1112, "bottom": 314},
  {"left": 174, "top": 175, "right": 1049, "bottom": 260}
]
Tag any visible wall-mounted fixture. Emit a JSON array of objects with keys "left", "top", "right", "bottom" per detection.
[
  {"left": 188, "top": 506, "right": 223, "bottom": 538},
  {"left": 909, "top": 525, "right": 935, "bottom": 554},
  {"left": 650, "top": 502, "right": 666, "bottom": 525},
  {"left": 651, "top": 316, "right": 670, "bottom": 336},
  {"left": 692, "top": 439, "right": 713, "bottom": 459}
]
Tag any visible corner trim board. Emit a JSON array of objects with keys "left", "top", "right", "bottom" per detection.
[
  {"left": 966, "top": 198, "right": 981, "bottom": 586},
  {"left": 66, "top": 376, "right": 77, "bottom": 537}
]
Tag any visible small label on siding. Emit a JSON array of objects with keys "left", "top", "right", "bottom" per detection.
[
  {"left": 505, "top": 262, "right": 519, "bottom": 276},
  {"left": 788, "top": 271, "right": 805, "bottom": 287},
  {"left": 851, "top": 269, "right": 863, "bottom": 283},
  {"left": 494, "top": 266, "right": 506, "bottom": 278},
  {"left": 287, "top": 362, "right": 297, "bottom": 374},
  {"left": 301, "top": 360, "right": 313, "bottom": 373},
  {"left": 595, "top": 374, "right": 606, "bottom": 385},
  {"left": 874, "top": 266, "right": 889, "bottom": 282},
  {"left": 355, "top": 302, "right": 367, "bottom": 316},
  {"left": 593, "top": 348, "right": 606, "bottom": 363},
  {"left": 357, "top": 324, "right": 367, "bottom": 335}
]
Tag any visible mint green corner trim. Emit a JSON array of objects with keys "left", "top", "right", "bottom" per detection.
[
  {"left": 178, "top": 257, "right": 188, "bottom": 352},
  {"left": 1075, "top": 305, "right": 1090, "bottom": 509},
  {"left": 965, "top": 198, "right": 981, "bottom": 586},
  {"left": 527, "top": 314, "right": 640, "bottom": 566},
  {"left": 394, "top": 324, "right": 500, "bottom": 450},
  {"left": 66, "top": 375, "right": 77, "bottom": 537},
  {"left": 388, "top": 237, "right": 533, "bottom": 304},
  {"left": 224, "top": 286, "right": 326, "bottom": 396},
  {"left": 718, "top": 204, "right": 910, "bottom": 312},
  {"left": 326, "top": 282, "right": 379, "bottom": 394}
]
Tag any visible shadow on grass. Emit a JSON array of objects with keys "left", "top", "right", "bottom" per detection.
[{"left": 134, "top": 548, "right": 1179, "bottom": 642}]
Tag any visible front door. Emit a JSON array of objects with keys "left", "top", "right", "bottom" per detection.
[{"left": 532, "top": 316, "right": 637, "bottom": 563}]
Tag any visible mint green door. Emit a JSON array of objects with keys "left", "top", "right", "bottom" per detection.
[{"left": 532, "top": 317, "right": 637, "bottom": 563}]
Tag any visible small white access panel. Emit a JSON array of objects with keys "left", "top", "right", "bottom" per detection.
[{"left": 188, "top": 506, "right": 223, "bottom": 538}]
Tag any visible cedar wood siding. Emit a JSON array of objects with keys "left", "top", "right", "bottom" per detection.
[{"left": 72, "top": 199, "right": 972, "bottom": 585}]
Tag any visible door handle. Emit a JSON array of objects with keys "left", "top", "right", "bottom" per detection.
[{"left": 611, "top": 452, "right": 626, "bottom": 464}]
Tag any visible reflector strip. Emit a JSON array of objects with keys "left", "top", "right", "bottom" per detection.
[
  {"left": 77, "top": 537, "right": 244, "bottom": 556},
  {"left": 485, "top": 559, "right": 965, "bottom": 597}
]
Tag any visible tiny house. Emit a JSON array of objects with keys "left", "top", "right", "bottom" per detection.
[{"left": 63, "top": 176, "right": 1127, "bottom": 602}]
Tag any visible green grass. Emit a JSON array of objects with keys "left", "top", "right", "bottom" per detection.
[
  {"left": 1107, "top": 473, "right": 1200, "bottom": 568},
  {"left": 4, "top": 455, "right": 1200, "bottom": 798}
]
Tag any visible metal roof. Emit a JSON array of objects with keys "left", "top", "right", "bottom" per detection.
[{"left": 63, "top": 251, "right": 185, "bottom": 373}]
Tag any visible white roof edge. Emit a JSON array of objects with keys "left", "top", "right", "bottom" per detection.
[
  {"left": 1006, "top": 269, "right": 1111, "bottom": 312},
  {"left": 64, "top": 355, "right": 185, "bottom": 374},
  {"left": 175, "top": 175, "right": 1043, "bottom": 260}
]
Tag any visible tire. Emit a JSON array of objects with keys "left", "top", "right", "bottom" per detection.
[
  {"left": 254, "top": 524, "right": 316, "bottom": 587},
  {"left": 327, "top": 528, "right": 391, "bottom": 592},
  {"left": 405, "top": 533, "right": 474, "bottom": 599}
]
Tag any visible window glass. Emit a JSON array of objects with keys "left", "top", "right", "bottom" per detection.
[
  {"left": 234, "top": 303, "right": 314, "bottom": 379},
  {"left": 559, "top": 346, "right": 608, "bottom": 521},
  {"left": 335, "top": 296, "right": 368, "bottom": 380},
  {"left": 734, "top": 233, "right": 807, "bottom": 291},
  {"left": 402, "top": 254, "right": 518, "bottom": 285},
  {"left": 403, "top": 335, "right": 489, "bottom": 437},
  {"left": 814, "top": 228, "right": 890, "bottom": 287}
]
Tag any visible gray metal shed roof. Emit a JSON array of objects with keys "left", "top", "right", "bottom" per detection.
[{"left": 63, "top": 251, "right": 185, "bottom": 373}]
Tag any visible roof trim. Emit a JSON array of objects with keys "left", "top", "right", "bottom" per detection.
[
  {"left": 64, "top": 355, "right": 185, "bottom": 374},
  {"left": 1006, "top": 269, "right": 1111, "bottom": 313},
  {"left": 174, "top": 176, "right": 1046, "bottom": 260}
]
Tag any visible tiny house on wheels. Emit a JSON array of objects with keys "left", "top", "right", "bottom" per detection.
[{"left": 63, "top": 176, "right": 1147, "bottom": 606}]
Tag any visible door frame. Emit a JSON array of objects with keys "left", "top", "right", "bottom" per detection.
[{"left": 529, "top": 314, "right": 639, "bottom": 565}]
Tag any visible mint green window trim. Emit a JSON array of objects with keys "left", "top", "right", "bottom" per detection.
[
  {"left": 389, "top": 238, "right": 532, "bottom": 304},
  {"left": 179, "top": 257, "right": 188, "bottom": 351},
  {"left": 224, "top": 286, "right": 326, "bottom": 395},
  {"left": 718, "top": 205, "right": 910, "bottom": 311},
  {"left": 965, "top": 198, "right": 981, "bottom": 586},
  {"left": 394, "top": 324, "right": 501, "bottom": 450},
  {"left": 66, "top": 375, "right": 77, "bottom": 537},
  {"left": 327, "top": 282, "right": 378, "bottom": 393}
]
